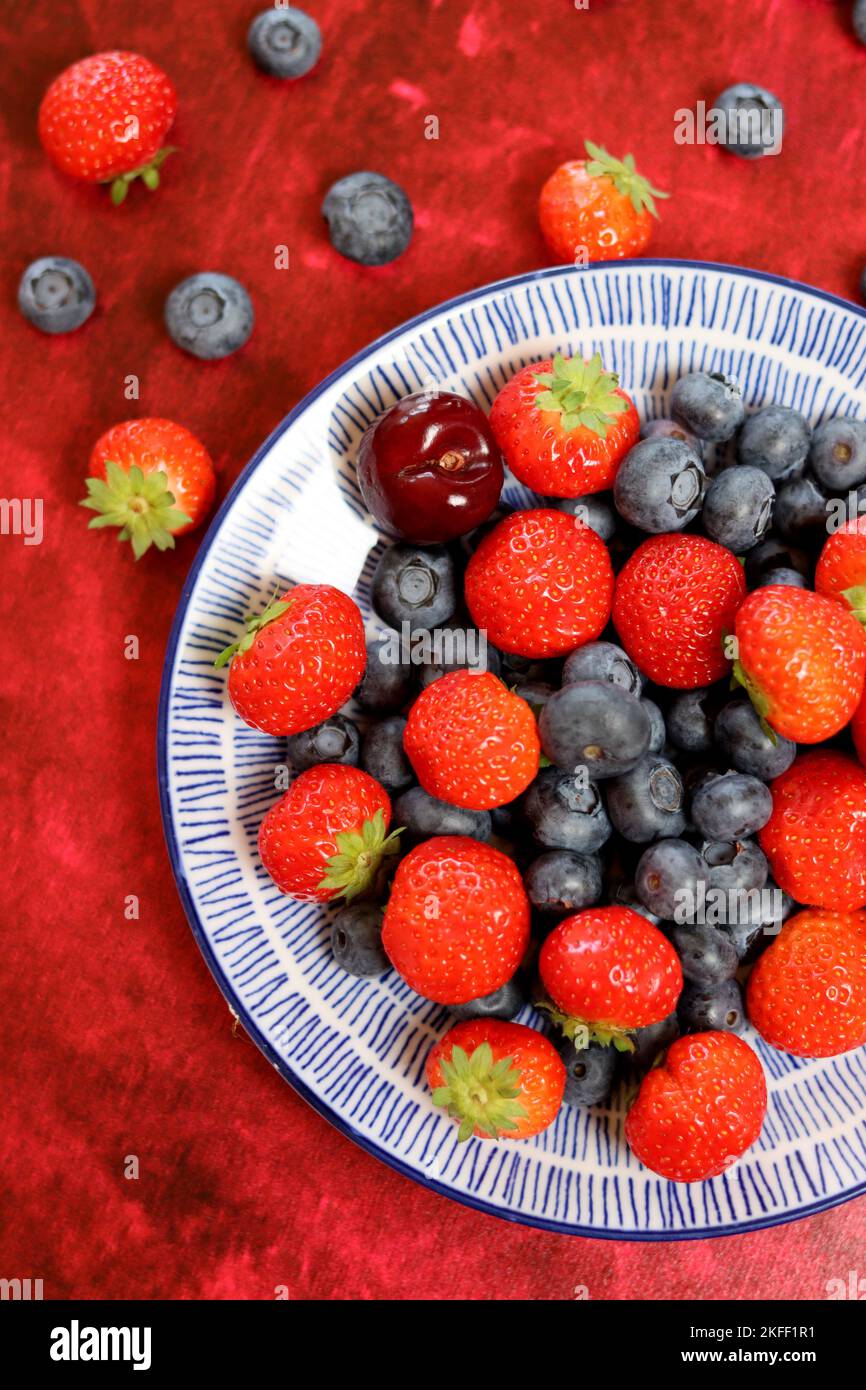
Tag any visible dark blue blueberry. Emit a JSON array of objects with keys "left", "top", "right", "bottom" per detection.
[
  {"left": 286, "top": 714, "right": 359, "bottom": 770},
  {"left": 714, "top": 83, "right": 784, "bottom": 159},
  {"left": 702, "top": 465, "right": 775, "bottom": 552},
  {"left": 164, "top": 272, "right": 254, "bottom": 359},
  {"left": 677, "top": 978, "right": 745, "bottom": 1034},
  {"left": 18, "top": 256, "right": 95, "bottom": 334},
  {"left": 756, "top": 566, "right": 807, "bottom": 589},
  {"left": 810, "top": 417, "right": 866, "bottom": 492},
  {"left": 371, "top": 544, "right": 457, "bottom": 630},
  {"left": 556, "top": 493, "right": 617, "bottom": 542},
  {"left": 624, "top": 1012, "right": 678, "bottom": 1072},
  {"left": 450, "top": 977, "right": 525, "bottom": 1022},
  {"left": 524, "top": 767, "right": 612, "bottom": 853},
  {"left": 511, "top": 679, "right": 555, "bottom": 715},
  {"left": 606, "top": 754, "right": 686, "bottom": 843},
  {"left": 642, "top": 699, "right": 666, "bottom": 753},
  {"left": 691, "top": 771, "right": 773, "bottom": 840},
  {"left": 714, "top": 700, "right": 796, "bottom": 780},
  {"left": 610, "top": 877, "right": 662, "bottom": 925},
  {"left": 636, "top": 838, "right": 705, "bottom": 920},
  {"left": 744, "top": 537, "right": 811, "bottom": 588},
  {"left": 248, "top": 6, "right": 321, "bottom": 77},
  {"left": 524, "top": 850, "right": 603, "bottom": 915},
  {"left": 539, "top": 680, "right": 651, "bottom": 780},
  {"left": 738, "top": 404, "right": 811, "bottom": 481},
  {"left": 613, "top": 436, "right": 706, "bottom": 531},
  {"left": 419, "top": 628, "right": 499, "bottom": 688},
  {"left": 666, "top": 688, "right": 716, "bottom": 753},
  {"left": 393, "top": 785, "right": 491, "bottom": 841},
  {"left": 700, "top": 838, "right": 768, "bottom": 894},
  {"left": 773, "top": 472, "right": 830, "bottom": 544},
  {"left": 718, "top": 881, "right": 793, "bottom": 962},
  {"left": 360, "top": 715, "right": 413, "bottom": 792},
  {"left": 331, "top": 903, "right": 388, "bottom": 976},
  {"left": 640, "top": 416, "right": 704, "bottom": 459},
  {"left": 670, "top": 371, "right": 745, "bottom": 443},
  {"left": 670, "top": 924, "right": 739, "bottom": 985},
  {"left": 322, "top": 172, "right": 413, "bottom": 266},
  {"left": 354, "top": 636, "right": 415, "bottom": 713},
  {"left": 562, "top": 640, "right": 643, "bottom": 695},
  {"left": 558, "top": 1039, "right": 617, "bottom": 1107}
]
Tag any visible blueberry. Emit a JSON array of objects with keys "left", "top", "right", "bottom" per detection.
[
  {"left": 371, "top": 544, "right": 457, "bottom": 630},
  {"left": 738, "top": 404, "right": 811, "bottom": 481},
  {"left": 636, "top": 838, "right": 705, "bottom": 920},
  {"left": 810, "top": 417, "right": 866, "bottom": 492},
  {"left": 642, "top": 699, "right": 666, "bottom": 753},
  {"left": 331, "top": 903, "right": 389, "bottom": 976},
  {"left": 670, "top": 372, "right": 745, "bottom": 443},
  {"left": 524, "top": 850, "right": 603, "bottom": 914},
  {"left": 394, "top": 785, "right": 491, "bottom": 841},
  {"left": 702, "top": 465, "right": 775, "bottom": 552},
  {"left": 624, "top": 1012, "right": 679, "bottom": 1072},
  {"left": 613, "top": 437, "right": 707, "bottom": 531},
  {"left": 562, "top": 640, "right": 643, "bottom": 695},
  {"left": 355, "top": 636, "right": 415, "bottom": 713},
  {"left": 670, "top": 924, "right": 739, "bottom": 985},
  {"left": 714, "top": 700, "right": 796, "bottom": 780},
  {"left": 700, "top": 838, "right": 768, "bottom": 894},
  {"left": 756, "top": 566, "right": 807, "bottom": 589},
  {"left": 165, "top": 272, "right": 254, "bottom": 360},
  {"left": 360, "top": 715, "right": 413, "bottom": 792},
  {"left": 555, "top": 494, "right": 617, "bottom": 542},
  {"left": 539, "top": 680, "right": 651, "bottom": 780},
  {"left": 247, "top": 6, "right": 321, "bottom": 77},
  {"left": 640, "top": 416, "right": 704, "bottom": 459},
  {"left": 510, "top": 679, "right": 554, "bottom": 716},
  {"left": 524, "top": 767, "right": 612, "bottom": 853},
  {"left": 286, "top": 714, "right": 359, "bottom": 770},
  {"left": 558, "top": 1039, "right": 617, "bottom": 1107},
  {"left": 609, "top": 877, "right": 662, "bottom": 925},
  {"left": 719, "top": 917, "right": 764, "bottom": 963},
  {"left": 714, "top": 83, "right": 784, "bottom": 159},
  {"left": 322, "top": 172, "right": 413, "bottom": 266},
  {"left": 449, "top": 976, "right": 526, "bottom": 1021},
  {"left": 744, "top": 537, "right": 811, "bottom": 588},
  {"left": 606, "top": 754, "right": 686, "bottom": 843},
  {"left": 18, "top": 256, "right": 95, "bottom": 334},
  {"left": 677, "top": 979, "right": 745, "bottom": 1034},
  {"left": 856, "top": 0, "right": 866, "bottom": 45},
  {"left": 773, "top": 472, "right": 830, "bottom": 544},
  {"left": 691, "top": 771, "right": 773, "bottom": 840},
  {"left": 419, "top": 628, "right": 499, "bottom": 688},
  {"left": 666, "top": 688, "right": 716, "bottom": 753}
]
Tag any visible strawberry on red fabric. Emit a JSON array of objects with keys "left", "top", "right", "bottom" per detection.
[
  {"left": 612, "top": 534, "right": 747, "bottom": 688},
  {"left": 426, "top": 1020, "right": 565, "bottom": 1141},
  {"left": 815, "top": 514, "right": 866, "bottom": 624},
  {"left": 538, "top": 907, "right": 682, "bottom": 1050},
  {"left": 258, "top": 765, "right": 399, "bottom": 902},
  {"left": 382, "top": 836, "right": 530, "bottom": 1004},
  {"left": 216, "top": 584, "right": 366, "bottom": 736},
  {"left": 464, "top": 508, "right": 613, "bottom": 658},
  {"left": 38, "top": 51, "right": 177, "bottom": 203},
  {"left": 489, "top": 352, "right": 639, "bottom": 496},
  {"left": 539, "top": 141, "right": 669, "bottom": 265},
  {"left": 403, "top": 669, "right": 539, "bottom": 810},
  {"left": 733, "top": 585, "right": 866, "bottom": 742},
  {"left": 81, "top": 418, "right": 215, "bottom": 558},
  {"left": 759, "top": 751, "right": 866, "bottom": 911},
  {"left": 625, "top": 1032, "right": 767, "bottom": 1183},
  {"left": 747, "top": 909, "right": 866, "bottom": 1058}
]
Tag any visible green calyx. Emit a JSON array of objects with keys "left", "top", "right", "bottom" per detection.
[
  {"left": 432, "top": 1042, "right": 528, "bottom": 1142},
  {"left": 841, "top": 586, "right": 866, "bottom": 626},
  {"left": 318, "top": 808, "right": 403, "bottom": 903},
  {"left": 213, "top": 592, "right": 293, "bottom": 669},
  {"left": 80, "top": 460, "right": 192, "bottom": 560},
  {"left": 731, "top": 659, "right": 778, "bottom": 746},
  {"left": 536, "top": 997, "right": 635, "bottom": 1053},
  {"left": 584, "top": 139, "right": 669, "bottom": 219},
  {"left": 534, "top": 351, "right": 629, "bottom": 438},
  {"left": 106, "top": 146, "right": 177, "bottom": 206}
]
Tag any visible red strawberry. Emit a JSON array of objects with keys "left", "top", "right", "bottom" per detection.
[
  {"left": 258, "top": 765, "right": 399, "bottom": 902},
  {"left": 625, "top": 1032, "right": 767, "bottom": 1183},
  {"left": 217, "top": 584, "right": 366, "bottom": 736},
  {"left": 382, "top": 836, "right": 530, "bottom": 1004},
  {"left": 733, "top": 585, "right": 866, "bottom": 742},
  {"left": 538, "top": 907, "right": 683, "bottom": 1049},
  {"left": 38, "top": 51, "right": 177, "bottom": 203},
  {"left": 759, "top": 751, "right": 866, "bottom": 911},
  {"left": 426, "top": 1020, "right": 565, "bottom": 1141},
  {"left": 747, "top": 909, "right": 866, "bottom": 1058},
  {"left": 489, "top": 352, "right": 639, "bottom": 496},
  {"left": 815, "top": 514, "right": 866, "bottom": 624},
  {"left": 612, "top": 534, "right": 746, "bottom": 688},
  {"left": 539, "top": 141, "right": 668, "bottom": 265},
  {"left": 464, "top": 508, "right": 613, "bottom": 658},
  {"left": 403, "top": 670, "right": 539, "bottom": 810},
  {"left": 81, "top": 418, "right": 216, "bottom": 558}
]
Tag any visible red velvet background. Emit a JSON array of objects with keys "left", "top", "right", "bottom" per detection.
[{"left": 3, "top": 0, "right": 866, "bottom": 1301}]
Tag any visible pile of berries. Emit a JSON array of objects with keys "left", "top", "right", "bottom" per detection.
[{"left": 215, "top": 350, "right": 866, "bottom": 1184}]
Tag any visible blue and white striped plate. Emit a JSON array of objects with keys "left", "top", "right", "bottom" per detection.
[{"left": 159, "top": 261, "right": 866, "bottom": 1238}]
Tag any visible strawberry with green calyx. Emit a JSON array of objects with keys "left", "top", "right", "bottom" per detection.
[
  {"left": 426, "top": 1020, "right": 565, "bottom": 1142},
  {"left": 214, "top": 592, "right": 291, "bottom": 668},
  {"left": 108, "top": 145, "right": 177, "bottom": 206},
  {"left": 539, "top": 139, "right": 669, "bottom": 266},
  {"left": 815, "top": 514, "right": 866, "bottom": 625}
]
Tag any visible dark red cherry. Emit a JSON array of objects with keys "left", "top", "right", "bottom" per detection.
[{"left": 356, "top": 390, "right": 504, "bottom": 543}]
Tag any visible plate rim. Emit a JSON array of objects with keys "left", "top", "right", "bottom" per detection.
[{"left": 157, "top": 258, "right": 866, "bottom": 1240}]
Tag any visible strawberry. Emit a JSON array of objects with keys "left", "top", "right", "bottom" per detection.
[
  {"left": 489, "top": 352, "right": 639, "bottom": 496},
  {"left": 426, "top": 1020, "right": 565, "bottom": 1141},
  {"left": 464, "top": 508, "right": 613, "bottom": 658},
  {"left": 216, "top": 584, "right": 366, "bottom": 737},
  {"left": 539, "top": 140, "right": 669, "bottom": 265},
  {"left": 733, "top": 585, "right": 866, "bottom": 742},
  {"left": 625, "top": 1032, "right": 767, "bottom": 1183},
  {"left": 382, "top": 836, "right": 530, "bottom": 1004},
  {"left": 747, "top": 909, "right": 866, "bottom": 1058},
  {"left": 612, "top": 534, "right": 747, "bottom": 689},
  {"left": 538, "top": 907, "right": 683, "bottom": 1050},
  {"left": 403, "top": 670, "right": 539, "bottom": 810},
  {"left": 81, "top": 418, "right": 216, "bottom": 558},
  {"left": 38, "top": 52, "right": 177, "bottom": 203},
  {"left": 759, "top": 751, "right": 866, "bottom": 911},
  {"left": 258, "top": 765, "right": 399, "bottom": 902},
  {"left": 815, "top": 514, "right": 866, "bottom": 624}
]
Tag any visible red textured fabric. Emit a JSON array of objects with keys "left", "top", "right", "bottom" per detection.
[{"left": 2, "top": 0, "right": 866, "bottom": 1300}]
